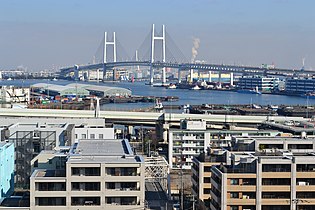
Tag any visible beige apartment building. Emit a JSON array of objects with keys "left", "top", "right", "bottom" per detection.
[
  {"left": 210, "top": 152, "right": 315, "bottom": 210},
  {"left": 30, "top": 139, "right": 145, "bottom": 210}
]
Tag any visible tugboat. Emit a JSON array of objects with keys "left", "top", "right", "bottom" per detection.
[
  {"left": 190, "top": 85, "right": 201, "bottom": 90},
  {"left": 167, "top": 83, "right": 177, "bottom": 89},
  {"left": 237, "top": 86, "right": 261, "bottom": 94}
]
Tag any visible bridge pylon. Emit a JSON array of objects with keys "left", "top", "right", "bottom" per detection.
[
  {"left": 150, "top": 24, "right": 166, "bottom": 85},
  {"left": 103, "top": 32, "right": 117, "bottom": 80}
]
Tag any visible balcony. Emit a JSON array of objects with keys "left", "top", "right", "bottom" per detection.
[{"left": 227, "top": 198, "right": 255, "bottom": 205}]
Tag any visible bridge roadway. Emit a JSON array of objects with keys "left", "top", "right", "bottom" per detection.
[
  {"left": 0, "top": 108, "right": 305, "bottom": 125},
  {"left": 60, "top": 61, "right": 315, "bottom": 77}
]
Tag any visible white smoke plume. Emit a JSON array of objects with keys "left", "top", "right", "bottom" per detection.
[{"left": 191, "top": 37, "right": 200, "bottom": 63}]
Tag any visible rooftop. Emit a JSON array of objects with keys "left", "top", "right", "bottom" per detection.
[{"left": 68, "top": 139, "right": 143, "bottom": 164}]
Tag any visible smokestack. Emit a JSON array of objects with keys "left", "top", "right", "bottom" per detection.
[{"left": 191, "top": 37, "right": 200, "bottom": 63}]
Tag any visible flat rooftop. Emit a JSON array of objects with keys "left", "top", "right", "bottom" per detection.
[{"left": 68, "top": 139, "right": 143, "bottom": 164}]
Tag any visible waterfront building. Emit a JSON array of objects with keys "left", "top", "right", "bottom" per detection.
[
  {"left": 285, "top": 77, "right": 315, "bottom": 94},
  {"left": 30, "top": 139, "right": 145, "bottom": 210},
  {"left": 0, "top": 142, "right": 14, "bottom": 200},
  {"left": 237, "top": 76, "right": 280, "bottom": 92},
  {"left": 31, "top": 83, "right": 89, "bottom": 97},
  {"left": 66, "top": 83, "right": 132, "bottom": 97}
]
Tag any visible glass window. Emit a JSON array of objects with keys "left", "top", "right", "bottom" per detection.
[
  {"left": 230, "top": 192, "right": 239, "bottom": 198},
  {"left": 230, "top": 179, "right": 239, "bottom": 185}
]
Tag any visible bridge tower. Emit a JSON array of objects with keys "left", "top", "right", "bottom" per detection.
[
  {"left": 150, "top": 24, "right": 166, "bottom": 85},
  {"left": 103, "top": 32, "right": 117, "bottom": 80}
]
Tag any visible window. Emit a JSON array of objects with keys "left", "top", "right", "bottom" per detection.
[
  {"left": 230, "top": 206, "right": 238, "bottom": 210},
  {"left": 75, "top": 134, "right": 78, "bottom": 139},
  {"left": 71, "top": 182, "right": 100, "bottom": 191},
  {"left": 71, "top": 167, "right": 100, "bottom": 176},
  {"left": 36, "top": 182, "right": 66, "bottom": 191},
  {"left": 35, "top": 197, "right": 66, "bottom": 206},
  {"left": 82, "top": 134, "right": 87, "bottom": 139},
  {"left": 90, "top": 134, "right": 95, "bottom": 139},
  {"left": 230, "top": 179, "right": 239, "bottom": 185},
  {"left": 230, "top": 192, "right": 239, "bottom": 198},
  {"left": 99, "top": 134, "right": 103, "bottom": 139},
  {"left": 34, "top": 160, "right": 38, "bottom": 168},
  {"left": 71, "top": 197, "right": 100, "bottom": 206}
]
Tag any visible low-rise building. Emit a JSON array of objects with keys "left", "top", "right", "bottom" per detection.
[{"left": 30, "top": 139, "right": 145, "bottom": 210}]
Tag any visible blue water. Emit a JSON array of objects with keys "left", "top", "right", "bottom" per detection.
[{"left": 1, "top": 79, "right": 314, "bottom": 111}]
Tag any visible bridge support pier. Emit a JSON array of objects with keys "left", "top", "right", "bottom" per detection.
[
  {"left": 189, "top": 69, "right": 194, "bottom": 83},
  {"left": 230, "top": 72, "right": 234, "bottom": 86},
  {"left": 149, "top": 65, "right": 154, "bottom": 85},
  {"left": 217, "top": 72, "right": 222, "bottom": 88},
  {"left": 162, "top": 67, "right": 166, "bottom": 85},
  {"left": 208, "top": 71, "right": 212, "bottom": 82},
  {"left": 178, "top": 68, "right": 181, "bottom": 83}
]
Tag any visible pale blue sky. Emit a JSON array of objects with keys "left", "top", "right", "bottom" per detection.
[{"left": 0, "top": 0, "right": 315, "bottom": 71}]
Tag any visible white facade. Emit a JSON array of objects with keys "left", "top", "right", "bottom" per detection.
[
  {"left": 0, "top": 86, "right": 30, "bottom": 108},
  {"left": 75, "top": 127, "right": 114, "bottom": 142}
]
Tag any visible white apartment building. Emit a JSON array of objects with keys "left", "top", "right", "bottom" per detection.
[
  {"left": 168, "top": 120, "right": 280, "bottom": 169},
  {"left": 30, "top": 139, "right": 145, "bottom": 210}
]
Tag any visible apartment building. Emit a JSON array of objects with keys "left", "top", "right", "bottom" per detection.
[
  {"left": 192, "top": 149, "right": 230, "bottom": 209},
  {"left": 193, "top": 136, "right": 315, "bottom": 210},
  {"left": 211, "top": 151, "right": 315, "bottom": 210},
  {"left": 30, "top": 139, "right": 145, "bottom": 210},
  {"left": 169, "top": 120, "right": 280, "bottom": 169}
]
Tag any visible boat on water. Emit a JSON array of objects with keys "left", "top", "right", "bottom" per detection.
[
  {"left": 190, "top": 85, "right": 201, "bottom": 90},
  {"left": 154, "top": 98, "right": 163, "bottom": 110},
  {"left": 301, "top": 92, "right": 315, "bottom": 99},
  {"left": 237, "top": 86, "right": 261, "bottom": 95},
  {"left": 167, "top": 84, "right": 177, "bottom": 89}
]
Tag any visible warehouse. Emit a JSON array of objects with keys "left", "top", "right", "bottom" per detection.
[
  {"left": 32, "top": 83, "right": 90, "bottom": 97},
  {"left": 66, "top": 83, "right": 132, "bottom": 97}
]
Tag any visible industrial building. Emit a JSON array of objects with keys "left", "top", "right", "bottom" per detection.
[
  {"left": 66, "top": 83, "right": 132, "bottom": 97},
  {"left": 237, "top": 76, "right": 280, "bottom": 92},
  {"left": 285, "top": 77, "right": 315, "bottom": 94},
  {"left": 30, "top": 139, "right": 145, "bottom": 210},
  {"left": 0, "top": 142, "right": 14, "bottom": 201},
  {"left": 32, "top": 83, "right": 89, "bottom": 97},
  {"left": 31, "top": 83, "right": 132, "bottom": 97}
]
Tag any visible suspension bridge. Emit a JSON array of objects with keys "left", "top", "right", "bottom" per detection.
[{"left": 59, "top": 24, "right": 314, "bottom": 84}]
